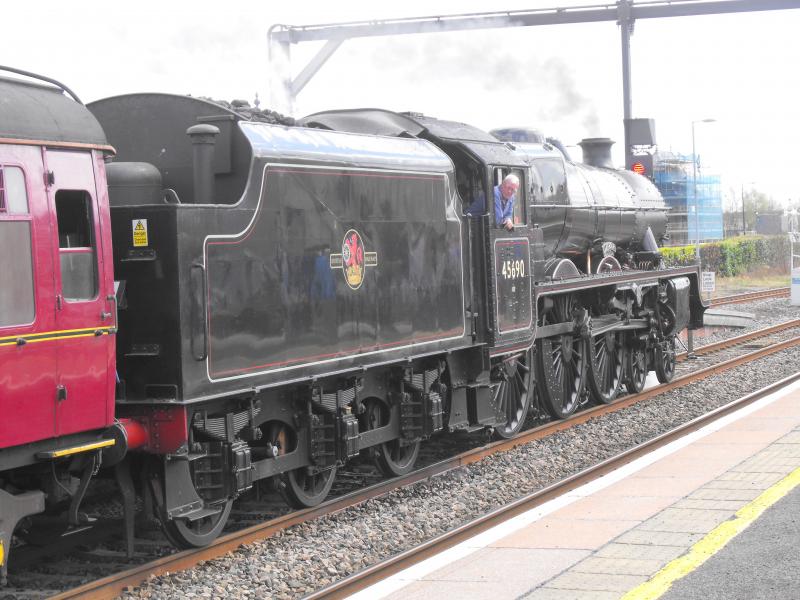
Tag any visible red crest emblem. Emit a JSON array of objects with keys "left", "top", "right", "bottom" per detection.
[{"left": 329, "top": 229, "right": 378, "bottom": 290}]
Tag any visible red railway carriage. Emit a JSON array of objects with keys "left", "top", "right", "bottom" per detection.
[{"left": 0, "top": 69, "right": 129, "bottom": 583}]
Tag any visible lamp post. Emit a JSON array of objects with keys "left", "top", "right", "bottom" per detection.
[{"left": 688, "top": 118, "right": 715, "bottom": 357}]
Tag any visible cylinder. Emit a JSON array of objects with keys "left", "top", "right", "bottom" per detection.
[{"left": 186, "top": 123, "right": 220, "bottom": 204}]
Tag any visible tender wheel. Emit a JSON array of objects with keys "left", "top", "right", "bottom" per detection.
[
  {"left": 536, "top": 294, "right": 587, "bottom": 419},
  {"left": 625, "top": 342, "right": 648, "bottom": 394},
  {"left": 282, "top": 466, "right": 337, "bottom": 508},
  {"left": 655, "top": 336, "right": 677, "bottom": 383},
  {"left": 144, "top": 457, "right": 233, "bottom": 549},
  {"left": 588, "top": 330, "right": 625, "bottom": 404},
  {"left": 163, "top": 500, "right": 233, "bottom": 548},
  {"left": 362, "top": 398, "right": 420, "bottom": 477},
  {"left": 491, "top": 348, "right": 533, "bottom": 439}
]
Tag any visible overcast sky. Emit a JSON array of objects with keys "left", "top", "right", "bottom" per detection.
[{"left": 4, "top": 0, "right": 799, "bottom": 205}]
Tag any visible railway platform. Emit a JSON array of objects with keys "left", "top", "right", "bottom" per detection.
[{"left": 354, "top": 378, "right": 800, "bottom": 600}]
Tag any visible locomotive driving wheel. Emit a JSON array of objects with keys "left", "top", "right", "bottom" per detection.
[
  {"left": 536, "top": 294, "right": 587, "bottom": 419},
  {"left": 490, "top": 349, "right": 534, "bottom": 440},
  {"left": 655, "top": 336, "right": 677, "bottom": 383},
  {"left": 362, "top": 398, "right": 420, "bottom": 477},
  {"left": 587, "top": 327, "right": 625, "bottom": 404},
  {"left": 625, "top": 340, "right": 648, "bottom": 394}
]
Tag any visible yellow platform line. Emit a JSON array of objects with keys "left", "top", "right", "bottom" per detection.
[{"left": 623, "top": 465, "right": 800, "bottom": 600}]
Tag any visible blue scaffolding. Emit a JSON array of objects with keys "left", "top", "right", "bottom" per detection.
[{"left": 653, "top": 152, "right": 722, "bottom": 245}]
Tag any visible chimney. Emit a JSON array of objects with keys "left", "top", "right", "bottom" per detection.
[
  {"left": 578, "top": 137, "right": 615, "bottom": 169},
  {"left": 186, "top": 123, "right": 220, "bottom": 204}
]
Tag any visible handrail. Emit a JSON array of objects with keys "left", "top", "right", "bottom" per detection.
[{"left": 0, "top": 65, "right": 83, "bottom": 104}]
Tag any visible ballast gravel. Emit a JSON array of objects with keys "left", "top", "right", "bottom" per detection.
[
  {"left": 693, "top": 296, "right": 799, "bottom": 347},
  {"left": 124, "top": 300, "right": 800, "bottom": 600}
]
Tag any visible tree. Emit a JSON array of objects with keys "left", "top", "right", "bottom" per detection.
[{"left": 722, "top": 186, "right": 776, "bottom": 236}]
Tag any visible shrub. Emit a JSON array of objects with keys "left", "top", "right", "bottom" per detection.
[{"left": 660, "top": 235, "right": 790, "bottom": 277}]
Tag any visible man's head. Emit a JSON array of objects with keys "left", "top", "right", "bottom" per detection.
[{"left": 499, "top": 173, "right": 520, "bottom": 200}]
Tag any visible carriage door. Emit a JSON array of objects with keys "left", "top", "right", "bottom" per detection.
[
  {"left": 0, "top": 154, "right": 58, "bottom": 446},
  {"left": 46, "top": 150, "right": 112, "bottom": 436},
  {"left": 491, "top": 167, "right": 533, "bottom": 341}
]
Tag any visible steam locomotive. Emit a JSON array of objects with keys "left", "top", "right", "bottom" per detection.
[{"left": 0, "top": 67, "right": 704, "bottom": 579}]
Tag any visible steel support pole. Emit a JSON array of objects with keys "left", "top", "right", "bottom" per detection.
[
  {"left": 271, "top": 1, "right": 800, "bottom": 112},
  {"left": 291, "top": 39, "right": 345, "bottom": 97},
  {"left": 619, "top": 0, "right": 634, "bottom": 170},
  {"left": 687, "top": 120, "right": 700, "bottom": 357},
  {"left": 268, "top": 27, "right": 294, "bottom": 115},
  {"left": 692, "top": 122, "right": 701, "bottom": 266}
]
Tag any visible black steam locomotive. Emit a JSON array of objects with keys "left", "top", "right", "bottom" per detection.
[{"left": 0, "top": 69, "right": 704, "bottom": 571}]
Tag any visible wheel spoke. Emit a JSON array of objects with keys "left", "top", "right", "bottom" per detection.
[
  {"left": 553, "top": 346, "right": 563, "bottom": 382},
  {"left": 492, "top": 350, "right": 533, "bottom": 438},
  {"left": 507, "top": 382, "right": 516, "bottom": 422},
  {"left": 563, "top": 353, "right": 573, "bottom": 407},
  {"left": 498, "top": 381, "right": 507, "bottom": 415},
  {"left": 515, "top": 370, "right": 527, "bottom": 395}
]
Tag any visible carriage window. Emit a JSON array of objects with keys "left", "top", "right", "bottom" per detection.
[
  {"left": 0, "top": 166, "right": 29, "bottom": 214},
  {"left": 0, "top": 221, "right": 35, "bottom": 327},
  {"left": 55, "top": 190, "right": 98, "bottom": 301},
  {"left": 0, "top": 166, "right": 34, "bottom": 326}
]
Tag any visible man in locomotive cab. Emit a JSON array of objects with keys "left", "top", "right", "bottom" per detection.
[
  {"left": 495, "top": 173, "right": 519, "bottom": 231},
  {"left": 464, "top": 172, "right": 519, "bottom": 231}
]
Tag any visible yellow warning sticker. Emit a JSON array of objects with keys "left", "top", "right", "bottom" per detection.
[
  {"left": 0, "top": 539, "right": 4, "bottom": 566},
  {"left": 132, "top": 219, "right": 148, "bottom": 247}
]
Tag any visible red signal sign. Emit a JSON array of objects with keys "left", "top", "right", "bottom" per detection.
[{"left": 632, "top": 162, "right": 646, "bottom": 174}]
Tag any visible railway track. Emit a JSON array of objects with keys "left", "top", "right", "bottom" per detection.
[
  {"left": 676, "top": 318, "right": 800, "bottom": 362},
  {"left": 35, "top": 316, "right": 800, "bottom": 600},
  {"left": 307, "top": 368, "right": 800, "bottom": 599},
  {"left": 710, "top": 286, "right": 788, "bottom": 306}
]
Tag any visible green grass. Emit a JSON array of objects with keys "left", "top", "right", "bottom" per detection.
[{"left": 711, "top": 267, "right": 789, "bottom": 298}]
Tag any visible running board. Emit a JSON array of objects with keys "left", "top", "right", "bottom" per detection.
[
  {"left": 35, "top": 438, "right": 115, "bottom": 460},
  {"left": 536, "top": 317, "right": 649, "bottom": 339}
]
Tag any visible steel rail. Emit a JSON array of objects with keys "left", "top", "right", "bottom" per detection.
[
  {"left": 307, "top": 367, "right": 800, "bottom": 599},
  {"left": 677, "top": 318, "right": 800, "bottom": 361},
  {"left": 51, "top": 330, "right": 800, "bottom": 600},
  {"left": 710, "top": 287, "right": 789, "bottom": 306}
]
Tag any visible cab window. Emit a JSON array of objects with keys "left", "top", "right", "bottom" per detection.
[
  {"left": 0, "top": 165, "right": 35, "bottom": 327},
  {"left": 493, "top": 167, "right": 525, "bottom": 227}
]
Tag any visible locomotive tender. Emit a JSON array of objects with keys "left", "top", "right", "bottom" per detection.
[{"left": 0, "top": 68, "right": 704, "bottom": 575}]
